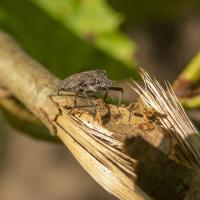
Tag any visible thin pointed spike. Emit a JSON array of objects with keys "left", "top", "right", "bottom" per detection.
[{"left": 130, "top": 69, "right": 200, "bottom": 168}]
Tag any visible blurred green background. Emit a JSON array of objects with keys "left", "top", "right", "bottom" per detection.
[{"left": 0, "top": 0, "right": 200, "bottom": 200}]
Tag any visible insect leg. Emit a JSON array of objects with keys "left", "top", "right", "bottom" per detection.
[
  {"left": 56, "top": 87, "right": 60, "bottom": 95},
  {"left": 74, "top": 91, "right": 79, "bottom": 106},
  {"left": 103, "top": 87, "right": 109, "bottom": 101},
  {"left": 102, "top": 87, "right": 116, "bottom": 104},
  {"left": 69, "top": 91, "right": 79, "bottom": 114},
  {"left": 56, "top": 88, "right": 72, "bottom": 96},
  {"left": 83, "top": 90, "right": 96, "bottom": 117},
  {"left": 108, "top": 87, "right": 124, "bottom": 106},
  {"left": 49, "top": 87, "right": 67, "bottom": 97}
]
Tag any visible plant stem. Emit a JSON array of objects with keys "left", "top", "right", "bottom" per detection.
[
  {"left": 0, "top": 31, "right": 148, "bottom": 200},
  {"left": 0, "top": 31, "right": 199, "bottom": 200},
  {"left": 180, "top": 51, "right": 200, "bottom": 83},
  {"left": 173, "top": 51, "right": 200, "bottom": 109},
  {"left": 181, "top": 95, "right": 200, "bottom": 109}
]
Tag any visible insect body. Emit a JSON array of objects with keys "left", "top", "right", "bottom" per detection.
[{"left": 57, "top": 70, "right": 123, "bottom": 115}]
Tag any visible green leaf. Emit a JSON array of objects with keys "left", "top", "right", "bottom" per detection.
[
  {"left": 96, "top": 32, "right": 136, "bottom": 67},
  {"left": 0, "top": 0, "right": 138, "bottom": 79},
  {"left": 37, "top": 0, "right": 122, "bottom": 34},
  {"left": 31, "top": 0, "right": 137, "bottom": 71}
]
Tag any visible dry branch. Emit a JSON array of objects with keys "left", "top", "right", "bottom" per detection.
[
  {"left": 0, "top": 31, "right": 150, "bottom": 200},
  {"left": 0, "top": 31, "right": 200, "bottom": 200}
]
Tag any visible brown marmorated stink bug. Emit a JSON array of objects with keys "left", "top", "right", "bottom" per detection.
[{"left": 56, "top": 70, "right": 123, "bottom": 116}]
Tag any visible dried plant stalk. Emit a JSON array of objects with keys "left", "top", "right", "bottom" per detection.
[
  {"left": 1, "top": 31, "right": 200, "bottom": 200},
  {"left": 0, "top": 31, "right": 154, "bottom": 200},
  {"left": 130, "top": 69, "right": 200, "bottom": 169}
]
